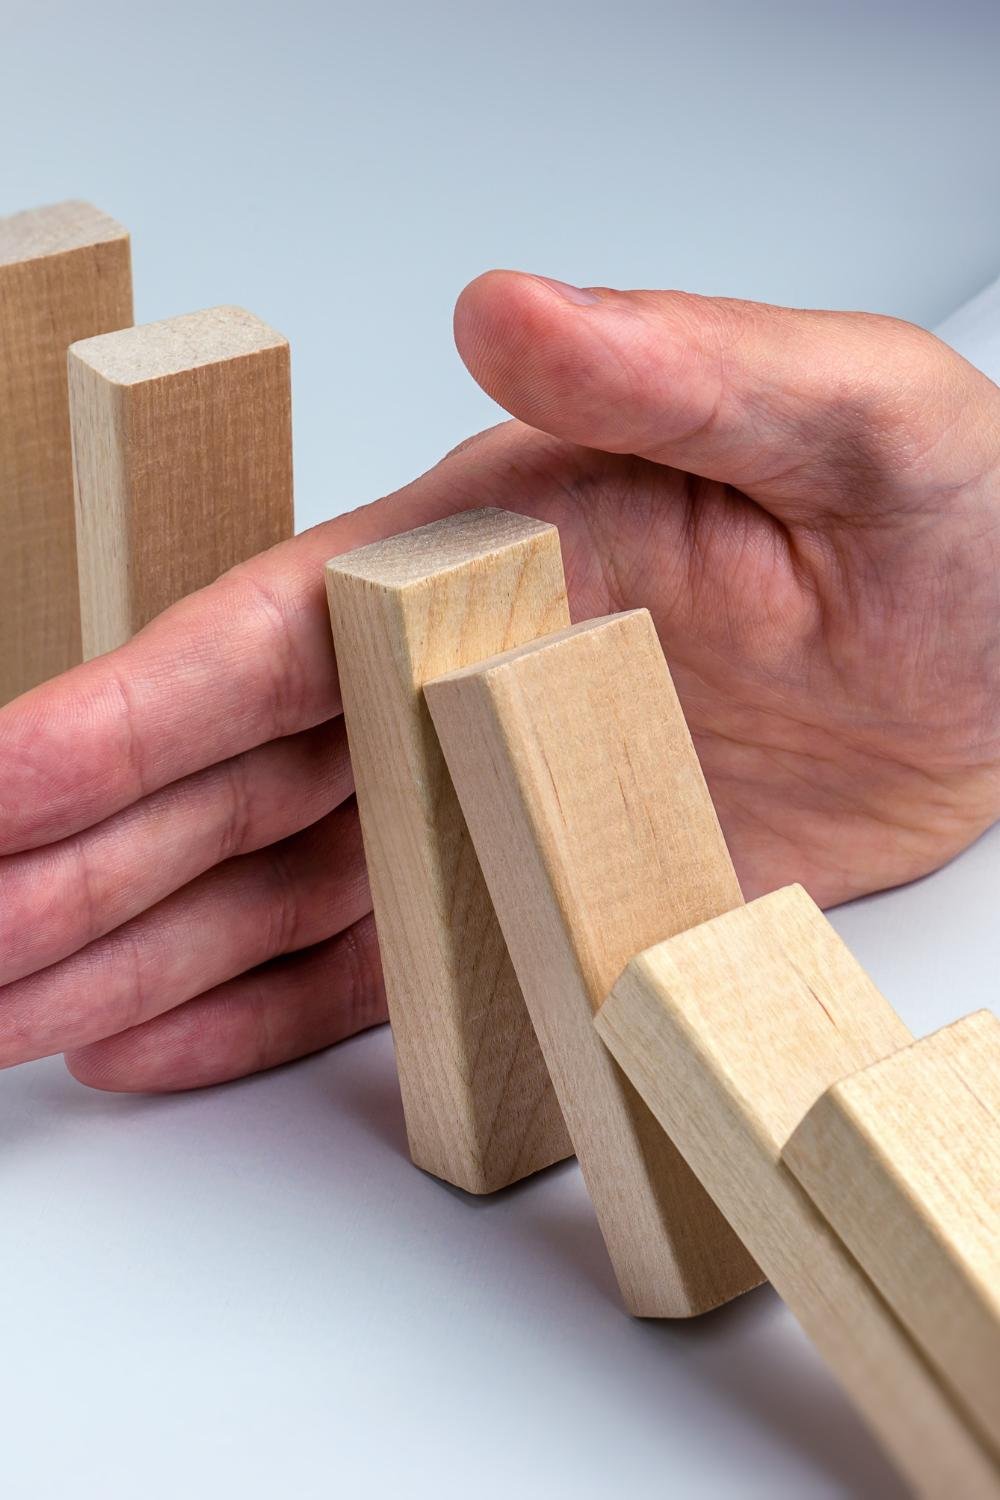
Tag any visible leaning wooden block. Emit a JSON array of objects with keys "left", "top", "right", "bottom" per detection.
[
  {"left": 69, "top": 305, "right": 293, "bottom": 659},
  {"left": 784, "top": 1008, "right": 1000, "bottom": 1455},
  {"left": 425, "top": 608, "right": 761, "bottom": 1316},
  {"left": 326, "top": 509, "right": 573, "bottom": 1195},
  {"left": 596, "top": 885, "right": 999, "bottom": 1496},
  {"left": 0, "top": 200, "right": 133, "bottom": 702}
]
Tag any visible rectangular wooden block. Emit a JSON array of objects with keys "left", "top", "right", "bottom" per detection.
[
  {"left": 69, "top": 305, "right": 293, "bottom": 658},
  {"left": 425, "top": 608, "right": 761, "bottom": 1316},
  {"left": 596, "top": 885, "right": 999, "bottom": 1496},
  {"left": 784, "top": 1009, "right": 1000, "bottom": 1455},
  {"left": 326, "top": 509, "right": 573, "bottom": 1195},
  {"left": 0, "top": 200, "right": 133, "bottom": 702}
]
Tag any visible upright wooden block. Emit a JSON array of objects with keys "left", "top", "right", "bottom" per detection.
[
  {"left": 69, "top": 306, "right": 293, "bottom": 658},
  {"left": 325, "top": 509, "right": 573, "bottom": 1195},
  {"left": 425, "top": 608, "right": 761, "bottom": 1316},
  {"left": 0, "top": 200, "right": 133, "bottom": 702},
  {"left": 784, "top": 1009, "right": 1000, "bottom": 1454},
  {"left": 596, "top": 886, "right": 999, "bottom": 1496}
]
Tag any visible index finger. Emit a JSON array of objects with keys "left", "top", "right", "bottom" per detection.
[{"left": 0, "top": 484, "right": 461, "bottom": 855}]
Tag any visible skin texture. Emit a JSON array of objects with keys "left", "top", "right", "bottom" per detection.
[{"left": 1, "top": 272, "right": 998, "bottom": 1093}]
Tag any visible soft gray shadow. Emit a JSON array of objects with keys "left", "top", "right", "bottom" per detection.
[
  {"left": 641, "top": 1291, "right": 910, "bottom": 1499},
  {"left": 0, "top": 1056, "right": 181, "bottom": 1150},
  {"left": 312, "top": 1028, "right": 410, "bottom": 1157},
  {"left": 500, "top": 1188, "right": 908, "bottom": 1497},
  {"left": 307, "top": 1034, "right": 908, "bottom": 1493}
]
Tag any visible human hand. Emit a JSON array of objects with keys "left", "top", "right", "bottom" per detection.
[{"left": 2, "top": 273, "right": 997, "bottom": 1091}]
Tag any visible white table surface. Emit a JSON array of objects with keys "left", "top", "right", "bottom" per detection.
[
  {"left": 3, "top": 3, "right": 1000, "bottom": 1495},
  {"left": 3, "top": 822, "right": 998, "bottom": 1500}
]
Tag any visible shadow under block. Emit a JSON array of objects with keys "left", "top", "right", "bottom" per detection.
[
  {"left": 784, "top": 1009, "right": 1000, "bottom": 1458},
  {"left": 425, "top": 608, "right": 762, "bottom": 1317},
  {"left": 595, "top": 885, "right": 1000, "bottom": 1497},
  {"left": 68, "top": 305, "right": 293, "bottom": 659},
  {"left": 0, "top": 200, "right": 133, "bottom": 703},
  {"left": 325, "top": 509, "right": 573, "bottom": 1195}
]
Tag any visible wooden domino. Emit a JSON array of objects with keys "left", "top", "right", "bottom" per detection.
[
  {"left": 784, "top": 1009, "right": 1000, "bottom": 1455},
  {"left": 425, "top": 608, "right": 762, "bottom": 1316},
  {"left": 69, "top": 305, "right": 293, "bottom": 658},
  {"left": 0, "top": 200, "right": 133, "bottom": 702},
  {"left": 326, "top": 509, "right": 573, "bottom": 1195},
  {"left": 595, "top": 885, "right": 1000, "bottom": 1494}
]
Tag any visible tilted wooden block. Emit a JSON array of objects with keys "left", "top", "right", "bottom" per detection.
[
  {"left": 0, "top": 200, "right": 133, "bottom": 703},
  {"left": 69, "top": 305, "right": 293, "bottom": 658},
  {"left": 784, "top": 1008, "right": 1000, "bottom": 1456},
  {"left": 326, "top": 509, "right": 573, "bottom": 1195},
  {"left": 425, "top": 608, "right": 761, "bottom": 1316},
  {"left": 595, "top": 885, "right": 1000, "bottom": 1496}
]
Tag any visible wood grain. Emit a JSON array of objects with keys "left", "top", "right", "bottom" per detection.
[
  {"left": 784, "top": 1008, "right": 1000, "bottom": 1456},
  {"left": 425, "top": 608, "right": 761, "bottom": 1316},
  {"left": 596, "top": 885, "right": 999, "bottom": 1496},
  {"left": 326, "top": 509, "right": 572, "bottom": 1195},
  {"left": 69, "top": 305, "right": 292, "bottom": 658},
  {"left": 0, "top": 200, "right": 133, "bottom": 702}
]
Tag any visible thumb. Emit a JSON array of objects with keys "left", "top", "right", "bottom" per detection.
[{"left": 453, "top": 271, "right": 1000, "bottom": 523}]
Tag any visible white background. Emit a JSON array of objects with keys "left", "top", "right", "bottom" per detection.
[
  {"left": 4, "top": 0, "right": 1000, "bottom": 531},
  {"left": 2, "top": 3, "right": 999, "bottom": 1495}
]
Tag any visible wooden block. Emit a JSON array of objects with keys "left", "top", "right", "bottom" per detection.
[
  {"left": 325, "top": 509, "right": 573, "bottom": 1195},
  {"left": 425, "top": 608, "right": 761, "bottom": 1316},
  {"left": 784, "top": 1009, "right": 1000, "bottom": 1454},
  {"left": 596, "top": 885, "right": 1000, "bottom": 1496},
  {"left": 0, "top": 200, "right": 133, "bottom": 702},
  {"left": 69, "top": 306, "right": 293, "bottom": 658}
]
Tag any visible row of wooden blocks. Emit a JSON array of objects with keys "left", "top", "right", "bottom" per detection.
[
  {"left": 326, "top": 510, "right": 1000, "bottom": 1500},
  {"left": 1, "top": 200, "right": 291, "bottom": 704},
  {"left": 2, "top": 201, "right": 998, "bottom": 1497}
]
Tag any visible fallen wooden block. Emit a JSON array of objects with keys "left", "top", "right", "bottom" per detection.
[
  {"left": 784, "top": 1008, "right": 1000, "bottom": 1457},
  {"left": 596, "top": 884, "right": 999, "bottom": 1495},
  {"left": 425, "top": 608, "right": 761, "bottom": 1316},
  {"left": 326, "top": 509, "right": 573, "bottom": 1195},
  {"left": 69, "top": 305, "right": 293, "bottom": 658},
  {"left": 0, "top": 200, "right": 133, "bottom": 703}
]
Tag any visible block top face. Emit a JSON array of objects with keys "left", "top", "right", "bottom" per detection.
[
  {"left": 818, "top": 1007, "right": 1000, "bottom": 1120},
  {"left": 326, "top": 508, "right": 557, "bottom": 589},
  {"left": 429, "top": 607, "right": 651, "bottom": 688},
  {"left": 786, "top": 1004, "right": 1000, "bottom": 1240},
  {"left": 622, "top": 884, "right": 911, "bottom": 1153},
  {"left": 0, "top": 200, "right": 128, "bottom": 266},
  {"left": 68, "top": 306, "right": 287, "bottom": 385}
]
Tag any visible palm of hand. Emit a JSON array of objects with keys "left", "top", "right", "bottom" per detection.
[{"left": 434, "top": 418, "right": 1000, "bottom": 907}]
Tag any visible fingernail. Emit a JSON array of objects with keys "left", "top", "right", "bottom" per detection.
[{"left": 535, "top": 276, "right": 602, "bottom": 306}]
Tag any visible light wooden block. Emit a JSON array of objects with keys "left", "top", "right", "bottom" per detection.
[
  {"left": 69, "top": 305, "right": 293, "bottom": 658},
  {"left": 784, "top": 1009, "right": 1000, "bottom": 1455},
  {"left": 0, "top": 200, "right": 133, "bottom": 702},
  {"left": 325, "top": 509, "right": 573, "bottom": 1195},
  {"left": 425, "top": 608, "right": 761, "bottom": 1316},
  {"left": 596, "top": 885, "right": 999, "bottom": 1496}
]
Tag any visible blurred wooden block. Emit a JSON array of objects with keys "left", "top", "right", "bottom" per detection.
[
  {"left": 69, "top": 305, "right": 293, "bottom": 658},
  {"left": 0, "top": 200, "right": 133, "bottom": 703},
  {"left": 784, "top": 1008, "right": 1000, "bottom": 1455},
  {"left": 425, "top": 608, "right": 760, "bottom": 1316},
  {"left": 596, "top": 885, "right": 999, "bottom": 1495},
  {"left": 326, "top": 509, "right": 572, "bottom": 1195}
]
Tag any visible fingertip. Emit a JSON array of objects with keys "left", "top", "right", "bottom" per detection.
[
  {"left": 63, "top": 917, "right": 388, "bottom": 1095},
  {"left": 64, "top": 1044, "right": 121, "bottom": 1092},
  {"left": 454, "top": 268, "right": 607, "bottom": 362},
  {"left": 454, "top": 268, "right": 634, "bottom": 446},
  {"left": 454, "top": 270, "right": 543, "bottom": 375}
]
